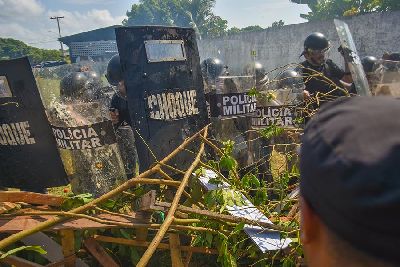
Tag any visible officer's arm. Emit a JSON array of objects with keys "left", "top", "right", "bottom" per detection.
[
  {"left": 329, "top": 60, "right": 353, "bottom": 84},
  {"left": 342, "top": 61, "right": 353, "bottom": 84},
  {"left": 338, "top": 49, "right": 353, "bottom": 83}
]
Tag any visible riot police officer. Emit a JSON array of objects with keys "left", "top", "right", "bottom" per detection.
[
  {"left": 52, "top": 70, "right": 127, "bottom": 196},
  {"left": 106, "top": 54, "right": 138, "bottom": 177},
  {"left": 276, "top": 69, "right": 305, "bottom": 105},
  {"left": 106, "top": 54, "right": 131, "bottom": 127},
  {"left": 244, "top": 61, "right": 269, "bottom": 89},
  {"left": 298, "top": 32, "right": 353, "bottom": 102},
  {"left": 201, "top": 57, "right": 225, "bottom": 93},
  {"left": 60, "top": 70, "right": 103, "bottom": 102}
]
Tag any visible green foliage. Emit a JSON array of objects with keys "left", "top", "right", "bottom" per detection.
[
  {"left": 258, "top": 124, "right": 285, "bottom": 140},
  {"left": 123, "top": 0, "right": 228, "bottom": 38},
  {"left": 0, "top": 246, "right": 47, "bottom": 259},
  {"left": 204, "top": 189, "right": 245, "bottom": 212},
  {"left": 271, "top": 20, "right": 285, "bottom": 28},
  {"left": 226, "top": 20, "right": 284, "bottom": 36},
  {"left": 61, "top": 193, "right": 94, "bottom": 211},
  {"left": 0, "top": 38, "right": 62, "bottom": 64},
  {"left": 291, "top": 0, "right": 400, "bottom": 21}
]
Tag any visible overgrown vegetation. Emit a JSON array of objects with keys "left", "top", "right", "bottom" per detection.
[{"left": 291, "top": 0, "right": 400, "bottom": 21}]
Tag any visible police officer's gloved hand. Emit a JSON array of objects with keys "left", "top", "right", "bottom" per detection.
[{"left": 110, "top": 109, "right": 119, "bottom": 125}]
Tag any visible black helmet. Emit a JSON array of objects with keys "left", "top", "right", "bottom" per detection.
[
  {"left": 244, "top": 61, "right": 267, "bottom": 83},
  {"left": 201, "top": 58, "right": 224, "bottom": 80},
  {"left": 387, "top": 52, "right": 400, "bottom": 62},
  {"left": 361, "top": 56, "right": 378, "bottom": 73},
  {"left": 60, "top": 72, "right": 88, "bottom": 98},
  {"left": 304, "top": 32, "right": 330, "bottom": 51},
  {"left": 277, "top": 70, "right": 304, "bottom": 89},
  {"left": 106, "top": 54, "right": 122, "bottom": 86}
]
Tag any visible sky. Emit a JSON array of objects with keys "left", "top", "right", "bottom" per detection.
[{"left": 0, "top": 0, "right": 310, "bottom": 49}]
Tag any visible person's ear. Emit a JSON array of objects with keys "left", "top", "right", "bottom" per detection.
[{"left": 300, "top": 196, "right": 320, "bottom": 244}]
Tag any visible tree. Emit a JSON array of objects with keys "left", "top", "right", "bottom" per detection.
[
  {"left": 0, "top": 38, "right": 62, "bottom": 64},
  {"left": 226, "top": 25, "right": 265, "bottom": 36},
  {"left": 123, "top": 0, "right": 227, "bottom": 38},
  {"left": 240, "top": 25, "right": 264, "bottom": 32},
  {"left": 290, "top": 0, "right": 400, "bottom": 21},
  {"left": 270, "top": 20, "right": 285, "bottom": 28}
]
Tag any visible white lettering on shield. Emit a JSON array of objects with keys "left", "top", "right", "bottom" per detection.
[
  {"left": 251, "top": 107, "right": 294, "bottom": 127},
  {"left": 221, "top": 94, "right": 257, "bottom": 116},
  {"left": 147, "top": 90, "right": 199, "bottom": 120},
  {"left": 0, "top": 121, "right": 36, "bottom": 146},
  {"left": 51, "top": 126, "right": 102, "bottom": 150}
]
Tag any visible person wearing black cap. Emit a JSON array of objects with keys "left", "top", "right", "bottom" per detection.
[
  {"left": 300, "top": 97, "right": 400, "bottom": 267},
  {"left": 299, "top": 32, "right": 353, "bottom": 104}
]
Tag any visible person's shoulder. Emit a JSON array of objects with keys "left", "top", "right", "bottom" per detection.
[
  {"left": 299, "top": 60, "right": 308, "bottom": 67},
  {"left": 296, "top": 60, "right": 308, "bottom": 71}
]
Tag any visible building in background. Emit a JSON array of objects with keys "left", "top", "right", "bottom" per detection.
[{"left": 59, "top": 25, "right": 119, "bottom": 63}]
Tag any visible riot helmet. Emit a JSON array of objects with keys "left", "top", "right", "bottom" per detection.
[
  {"left": 106, "top": 54, "right": 123, "bottom": 86},
  {"left": 276, "top": 69, "right": 305, "bottom": 104},
  {"left": 304, "top": 32, "right": 330, "bottom": 51},
  {"left": 201, "top": 58, "right": 224, "bottom": 81},
  {"left": 244, "top": 61, "right": 267, "bottom": 83},
  {"left": 302, "top": 32, "right": 331, "bottom": 67},
  {"left": 60, "top": 72, "right": 88, "bottom": 98},
  {"left": 387, "top": 53, "right": 400, "bottom": 62},
  {"left": 361, "top": 56, "right": 378, "bottom": 73},
  {"left": 277, "top": 70, "right": 304, "bottom": 90},
  {"left": 60, "top": 71, "right": 103, "bottom": 100}
]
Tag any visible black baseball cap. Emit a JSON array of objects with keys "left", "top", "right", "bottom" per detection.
[{"left": 300, "top": 96, "right": 400, "bottom": 264}]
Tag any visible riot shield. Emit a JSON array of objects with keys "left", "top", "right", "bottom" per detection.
[
  {"left": 207, "top": 75, "right": 257, "bottom": 167},
  {"left": 35, "top": 62, "right": 128, "bottom": 196},
  {"left": 0, "top": 57, "right": 68, "bottom": 192},
  {"left": 116, "top": 26, "right": 209, "bottom": 172},
  {"left": 249, "top": 69, "right": 304, "bottom": 181},
  {"left": 334, "top": 19, "right": 371, "bottom": 96},
  {"left": 251, "top": 71, "right": 304, "bottom": 130},
  {"left": 370, "top": 59, "right": 400, "bottom": 96}
]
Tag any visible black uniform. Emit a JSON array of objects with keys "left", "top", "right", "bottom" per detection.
[
  {"left": 299, "top": 59, "right": 346, "bottom": 96},
  {"left": 110, "top": 94, "right": 131, "bottom": 126}
]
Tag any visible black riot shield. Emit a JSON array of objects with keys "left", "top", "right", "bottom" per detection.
[
  {"left": 0, "top": 57, "right": 68, "bottom": 191},
  {"left": 116, "top": 26, "right": 208, "bottom": 171}
]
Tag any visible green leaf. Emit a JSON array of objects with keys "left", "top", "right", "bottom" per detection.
[
  {"left": 254, "top": 190, "right": 268, "bottom": 206},
  {"left": 249, "top": 174, "right": 260, "bottom": 188},
  {"left": 233, "top": 222, "right": 245, "bottom": 233},
  {"left": 0, "top": 246, "right": 47, "bottom": 259},
  {"left": 220, "top": 155, "right": 237, "bottom": 171},
  {"left": 282, "top": 258, "right": 296, "bottom": 267},
  {"left": 258, "top": 124, "right": 285, "bottom": 140},
  {"left": 206, "top": 232, "right": 213, "bottom": 247},
  {"left": 120, "top": 229, "right": 132, "bottom": 240},
  {"left": 222, "top": 140, "right": 235, "bottom": 155},
  {"left": 129, "top": 247, "right": 140, "bottom": 265},
  {"left": 209, "top": 178, "right": 222, "bottom": 185},
  {"left": 241, "top": 174, "right": 250, "bottom": 188},
  {"left": 290, "top": 237, "right": 299, "bottom": 243}
]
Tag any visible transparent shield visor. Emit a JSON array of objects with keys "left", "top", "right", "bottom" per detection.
[{"left": 34, "top": 61, "right": 111, "bottom": 108}]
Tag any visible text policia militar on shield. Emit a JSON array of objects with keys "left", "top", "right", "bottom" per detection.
[
  {"left": 147, "top": 89, "right": 200, "bottom": 121},
  {"left": 251, "top": 106, "right": 298, "bottom": 128},
  {"left": 208, "top": 93, "right": 257, "bottom": 118},
  {"left": 51, "top": 121, "right": 116, "bottom": 150}
]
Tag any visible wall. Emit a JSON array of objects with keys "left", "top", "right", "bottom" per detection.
[{"left": 198, "top": 11, "right": 400, "bottom": 74}]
